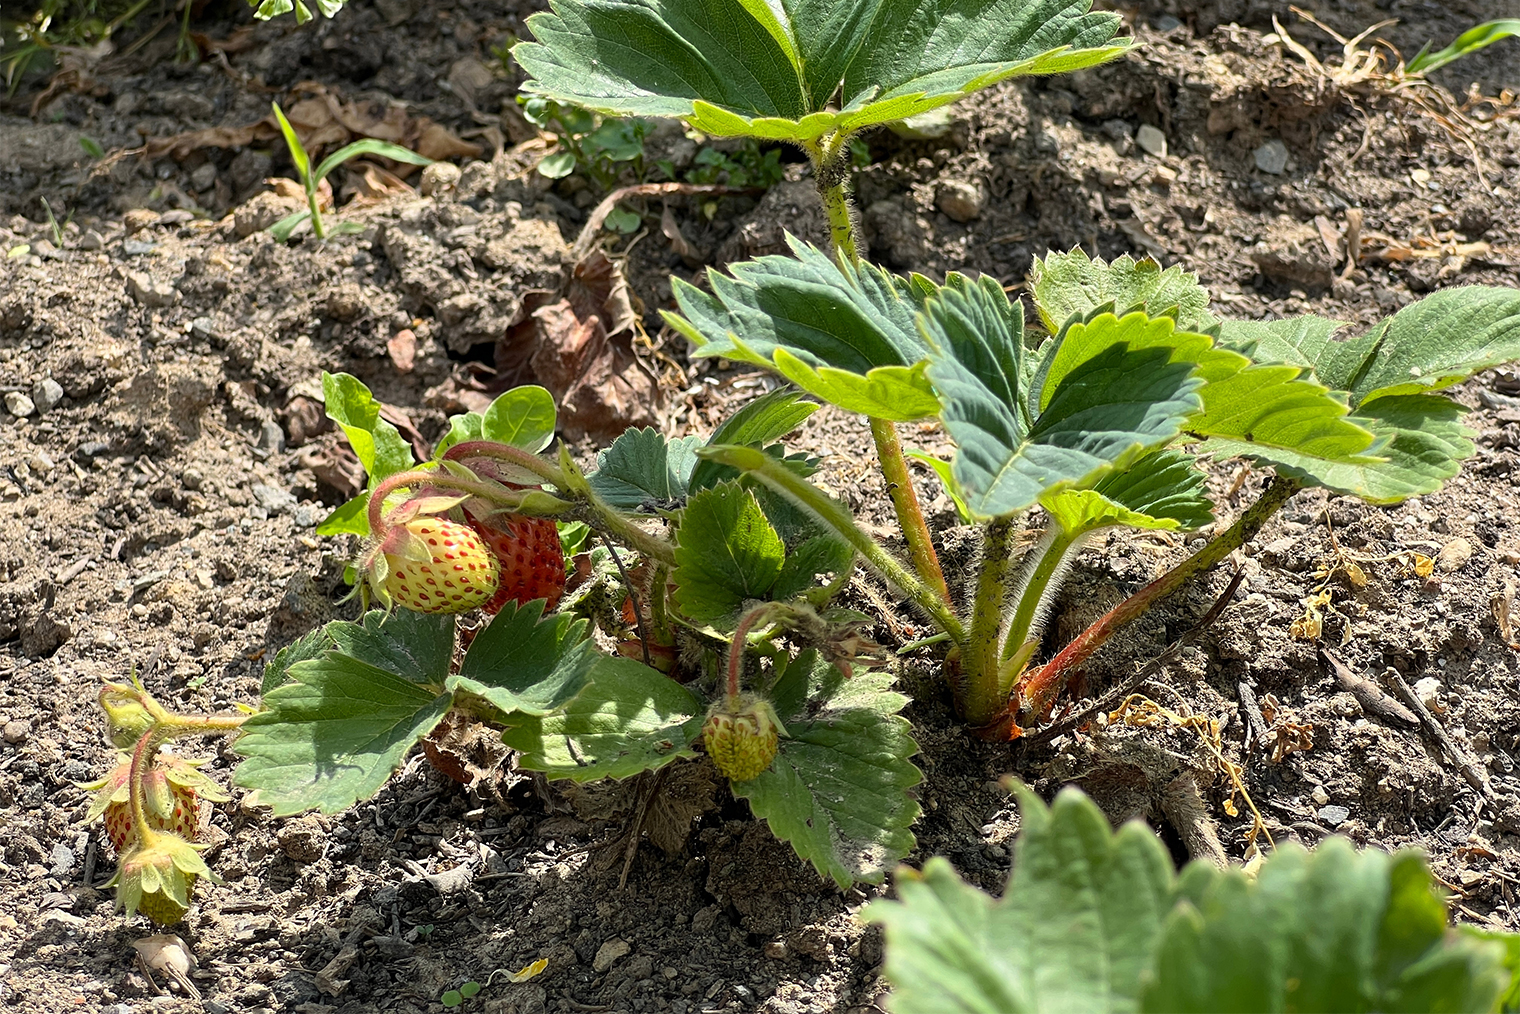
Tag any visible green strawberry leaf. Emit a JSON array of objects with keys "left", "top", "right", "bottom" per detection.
[
  {"left": 1041, "top": 449, "right": 1212, "bottom": 535},
  {"left": 735, "top": 653, "right": 920, "bottom": 888},
  {"left": 1207, "top": 393, "right": 1473, "bottom": 504},
  {"left": 261, "top": 624, "right": 334, "bottom": 695},
  {"left": 687, "top": 389, "right": 819, "bottom": 492},
  {"left": 867, "top": 785, "right": 1176, "bottom": 1013},
  {"left": 1030, "top": 248, "right": 1215, "bottom": 335},
  {"left": 673, "top": 482, "right": 787, "bottom": 624},
  {"left": 326, "top": 608, "right": 456, "bottom": 683},
  {"left": 1203, "top": 287, "right": 1520, "bottom": 503},
  {"left": 451, "top": 601, "right": 598, "bottom": 716},
  {"left": 502, "top": 657, "right": 704, "bottom": 780},
  {"left": 436, "top": 385, "right": 559, "bottom": 461},
  {"left": 321, "top": 371, "right": 415, "bottom": 487},
  {"left": 665, "top": 238, "right": 941, "bottom": 421},
  {"left": 924, "top": 288, "right": 1206, "bottom": 518},
  {"left": 516, "top": 0, "right": 1130, "bottom": 142},
  {"left": 315, "top": 492, "right": 370, "bottom": 537},
  {"left": 234, "top": 609, "right": 457, "bottom": 816},
  {"left": 1143, "top": 840, "right": 1512, "bottom": 1012},
  {"left": 588, "top": 427, "right": 704, "bottom": 508}
]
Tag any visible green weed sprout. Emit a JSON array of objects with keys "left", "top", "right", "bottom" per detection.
[
  {"left": 1407, "top": 19, "right": 1520, "bottom": 75},
  {"left": 269, "top": 101, "right": 433, "bottom": 241}
]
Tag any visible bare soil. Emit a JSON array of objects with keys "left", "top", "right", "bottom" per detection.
[{"left": 3, "top": 1, "right": 1520, "bottom": 1011}]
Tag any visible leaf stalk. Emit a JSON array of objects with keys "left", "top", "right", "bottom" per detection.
[{"left": 1014, "top": 474, "right": 1300, "bottom": 722}]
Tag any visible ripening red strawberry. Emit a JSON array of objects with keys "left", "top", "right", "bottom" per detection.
[
  {"left": 469, "top": 513, "right": 565, "bottom": 613},
  {"left": 370, "top": 516, "right": 501, "bottom": 614}
]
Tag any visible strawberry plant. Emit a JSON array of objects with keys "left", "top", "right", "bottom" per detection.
[
  {"left": 868, "top": 785, "right": 1520, "bottom": 1012},
  {"left": 80, "top": 0, "right": 1520, "bottom": 925}
]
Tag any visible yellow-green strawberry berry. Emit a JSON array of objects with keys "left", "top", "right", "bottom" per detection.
[
  {"left": 702, "top": 695, "right": 785, "bottom": 782},
  {"left": 368, "top": 516, "right": 501, "bottom": 614},
  {"left": 110, "top": 833, "right": 211, "bottom": 927}
]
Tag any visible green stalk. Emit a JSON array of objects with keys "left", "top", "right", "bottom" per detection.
[
  {"left": 871, "top": 418, "right": 953, "bottom": 607},
  {"left": 1002, "top": 526, "right": 1079, "bottom": 664},
  {"left": 1015, "top": 474, "right": 1300, "bottom": 722},
  {"left": 306, "top": 175, "right": 326, "bottom": 240},
  {"left": 808, "top": 132, "right": 859, "bottom": 264},
  {"left": 961, "top": 517, "right": 1019, "bottom": 729},
  {"left": 706, "top": 445, "right": 965, "bottom": 644}
]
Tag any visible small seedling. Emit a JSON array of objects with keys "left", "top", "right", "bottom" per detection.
[
  {"left": 268, "top": 101, "right": 433, "bottom": 241},
  {"left": 440, "top": 981, "right": 480, "bottom": 1007},
  {"left": 1407, "top": 19, "right": 1520, "bottom": 75}
]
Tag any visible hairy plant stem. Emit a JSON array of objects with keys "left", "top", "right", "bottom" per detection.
[
  {"left": 126, "top": 701, "right": 246, "bottom": 846},
  {"left": 711, "top": 446, "right": 965, "bottom": 644},
  {"left": 1002, "top": 526, "right": 1077, "bottom": 664},
  {"left": 809, "top": 133, "right": 859, "bottom": 264},
  {"left": 366, "top": 469, "right": 546, "bottom": 536},
  {"left": 1015, "top": 474, "right": 1301, "bottom": 722},
  {"left": 727, "top": 604, "right": 780, "bottom": 704},
  {"left": 870, "top": 418, "right": 953, "bottom": 606},
  {"left": 961, "top": 516, "right": 1020, "bottom": 728},
  {"left": 441, "top": 441, "right": 570, "bottom": 486}
]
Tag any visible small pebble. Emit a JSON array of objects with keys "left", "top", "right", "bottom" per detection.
[
  {"left": 1135, "top": 124, "right": 1167, "bottom": 157},
  {"left": 935, "top": 180, "right": 984, "bottom": 222},
  {"left": 3, "top": 719, "right": 30, "bottom": 744},
  {"left": 1317, "top": 804, "right": 1351, "bottom": 828},
  {"left": 79, "top": 229, "right": 105, "bottom": 251},
  {"left": 5, "top": 391, "right": 35, "bottom": 417},
  {"left": 1254, "top": 139, "right": 1289, "bottom": 174},
  {"left": 1436, "top": 537, "right": 1472, "bottom": 573},
  {"left": 593, "top": 938, "right": 630, "bottom": 973},
  {"left": 1310, "top": 784, "right": 1330, "bottom": 806},
  {"left": 31, "top": 378, "right": 63, "bottom": 412}
]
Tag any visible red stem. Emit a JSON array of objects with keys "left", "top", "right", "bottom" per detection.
[{"left": 1014, "top": 474, "right": 1299, "bottom": 723}]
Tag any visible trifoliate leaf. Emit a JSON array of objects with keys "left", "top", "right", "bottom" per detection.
[
  {"left": 925, "top": 296, "right": 1205, "bottom": 518},
  {"left": 673, "top": 482, "right": 787, "bottom": 624},
  {"left": 666, "top": 237, "right": 940, "bottom": 421},
  {"left": 1205, "top": 287, "right": 1520, "bottom": 503},
  {"left": 1030, "top": 249, "right": 1215, "bottom": 334},
  {"left": 502, "top": 657, "right": 704, "bottom": 780},
  {"left": 516, "top": 0, "right": 1130, "bottom": 142},
  {"left": 450, "top": 601, "right": 597, "bottom": 716},
  {"left": 866, "top": 785, "right": 1177, "bottom": 1013},
  {"left": 261, "top": 624, "right": 334, "bottom": 695},
  {"left": 327, "top": 608, "right": 456, "bottom": 684},
  {"left": 735, "top": 654, "right": 920, "bottom": 888},
  {"left": 1186, "top": 362, "right": 1381, "bottom": 469}
]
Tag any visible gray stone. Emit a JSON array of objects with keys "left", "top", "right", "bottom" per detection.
[
  {"left": 259, "top": 419, "right": 286, "bottom": 453},
  {"left": 190, "top": 162, "right": 218, "bottom": 192},
  {"left": 126, "top": 272, "right": 179, "bottom": 307},
  {"left": 1317, "top": 804, "right": 1350, "bottom": 828},
  {"left": 49, "top": 843, "right": 74, "bottom": 877},
  {"left": 31, "top": 378, "right": 63, "bottom": 412},
  {"left": 1135, "top": 124, "right": 1167, "bottom": 157},
  {"left": 1254, "top": 139, "right": 1289, "bottom": 174},
  {"left": 1101, "top": 119, "right": 1134, "bottom": 141},
  {"left": 5, "top": 391, "right": 35, "bottom": 417},
  {"left": 78, "top": 229, "right": 104, "bottom": 251},
  {"left": 122, "top": 238, "right": 158, "bottom": 255},
  {"left": 251, "top": 483, "right": 297, "bottom": 512}
]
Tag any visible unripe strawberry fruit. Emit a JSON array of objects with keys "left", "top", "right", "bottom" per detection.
[
  {"left": 113, "top": 833, "right": 211, "bottom": 926},
  {"left": 83, "top": 753, "right": 228, "bottom": 854},
  {"left": 469, "top": 514, "right": 565, "bottom": 614},
  {"left": 702, "top": 695, "right": 786, "bottom": 782},
  {"left": 374, "top": 517, "right": 501, "bottom": 614}
]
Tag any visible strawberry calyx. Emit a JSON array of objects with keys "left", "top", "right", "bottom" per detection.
[
  {"left": 702, "top": 694, "right": 787, "bottom": 782},
  {"left": 109, "top": 831, "right": 214, "bottom": 925}
]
